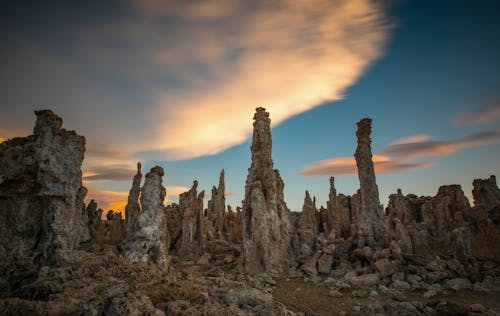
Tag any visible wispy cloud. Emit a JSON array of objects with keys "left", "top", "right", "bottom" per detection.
[
  {"left": 130, "top": 0, "right": 390, "bottom": 160},
  {"left": 83, "top": 164, "right": 136, "bottom": 181},
  {"left": 300, "top": 128, "right": 500, "bottom": 176},
  {"left": 452, "top": 104, "right": 500, "bottom": 127},
  {"left": 0, "top": 0, "right": 390, "bottom": 161},
  {"left": 300, "top": 155, "right": 434, "bottom": 176},
  {"left": 380, "top": 128, "right": 500, "bottom": 159}
]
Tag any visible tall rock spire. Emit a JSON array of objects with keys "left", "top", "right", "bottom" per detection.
[
  {"left": 240, "top": 107, "right": 291, "bottom": 274},
  {"left": 125, "top": 162, "right": 142, "bottom": 235},
  {"left": 207, "top": 169, "right": 226, "bottom": 239},
  {"left": 123, "top": 166, "right": 169, "bottom": 264},
  {"left": 354, "top": 118, "right": 389, "bottom": 248},
  {"left": 178, "top": 181, "right": 205, "bottom": 257}
]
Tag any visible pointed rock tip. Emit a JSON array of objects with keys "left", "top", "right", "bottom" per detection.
[
  {"left": 149, "top": 166, "right": 164, "bottom": 176},
  {"left": 254, "top": 107, "right": 270, "bottom": 119},
  {"left": 356, "top": 117, "right": 372, "bottom": 137},
  {"left": 34, "top": 109, "right": 63, "bottom": 135}
]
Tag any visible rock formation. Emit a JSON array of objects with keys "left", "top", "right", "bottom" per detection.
[
  {"left": 354, "top": 118, "right": 389, "bottom": 248},
  {"left": 472, "top": 175, "right": 500, "bottom": 211},
  {"left": 206, "top": 169, "right": 226, "bottom": 239},
  {"left": 293, "top": 191, "right": 319, "bottom": 259},
  {"left": 177, "top": 181, "right": 205, "bottom": 257},
  {"left": 122, "top": 166, "right": 169, "bottom": 264},
  {"left": 240, "top": 107, "right": 291, "bottom": 274},
  {"left": 0, "top": 110, "right": 86, "bottom": 293},
  {"left": 326, "top": 177, "right": 352, "bottom": 238},
  {"left": 125, "top": 162, "right": 142, "bottom": 235}
]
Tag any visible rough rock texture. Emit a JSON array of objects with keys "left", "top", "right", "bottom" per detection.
[
  {"left": 240, "top": 107, "right": 292, "bottom": 274},
  {"left": 224, "top": 206, "right": 243, "bottom": 245},
  {"left": 125, "top": 162, "right": 142, "bottom": 235},
  {"left": 177, "top": 181, "right": 205, "bottom": 257},
  {"left": 326, "top": 177, "right": 351, "bottom": 238},
  {"left": 122, "top": 166, "right": 169, "bottom": 264},
  {"left": 293, "top": 191, "right": 319, "bottom": 259},
  {"left": 0, "top": 110, "right": 86, "bottom": 294},
  {"left": 206, "top": 169, "right": 225, "bottom": 240},
  {"left": 354, "top": 118, "right": 389, "bottom": 248},
  {"left": 473, "top": 175, "right": 500, "bottom": 209}
]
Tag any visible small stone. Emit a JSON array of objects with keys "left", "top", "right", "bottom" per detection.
[
  {"left": 392, "top": 280, "right": 411, "bottom": 290},
  {"left": 446, "top": 278, "right": 471, "bottom": 291},
  {"left": 470, "top": 303, "right": 486, "bottom": 313},
  {"left": 423, "top": 289, "right": 437, "bottom": 298},
  {"left": 374, "top": 258, "right": 397, "bottom": 278},
  {"left": 328, "top": 289, "right": 343, "bottom": 297}
]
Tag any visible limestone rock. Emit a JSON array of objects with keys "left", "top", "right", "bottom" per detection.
[
  {"left": 326, "top": 177, "right": 352, "bottom": 238},
  {"left": 125, "top": 162, "right": 142, "bottom": 235},
  {"left": 374, "top": 258, "right": 398, "bottom": 278},
  {"left": 177, "top": 181, "right": 205, "bottom": 257},
  {"left": 354, "top": 118, "right": 389, "bottom": 248},
  {"left": 122, "top": 166, "right": 169, "bottom": 264},
  {"left": 240, "top": 107, "right": 291, "bottom": 274},
  {"left": 206, "top": 170, "right": 226, "bottom": 239},
  {"left": 293, "top": 191, "right": 318, "bottom": 257},
  {"left": 0, "top": 110, "right": 86, "bottom": 293},
  {"left": 317, "top": 253, "right": 334, "bottom": 275},
  {"left": 472, "top": 175, "right": 500, "bottom": 209}
]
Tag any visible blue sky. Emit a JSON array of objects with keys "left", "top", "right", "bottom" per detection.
[{"left": 1, "top": 0, "right": 499, "bottom": 212}]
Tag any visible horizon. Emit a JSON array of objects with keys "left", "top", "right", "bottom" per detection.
[{"left": 1, "top": 0, "right": 499, "bottom": 214}]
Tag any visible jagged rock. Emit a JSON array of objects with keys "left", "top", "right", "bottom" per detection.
[
  {"left": 317, "top": 253, "right": 334, "bottom": 275},
  {"left": 354, "top": 118, "right": 389, "bottom": 248},
  {"left": 326, "top": 177, "right": 352, "bottom": 239},
  {"left": 473, "top": 175, "right": 500, "bottom": 209},
  {"left": 422, "top": 185, "right": 471, "bottom": 231},
  {"left": 206, "top": 170, "right": 225, "bottom": 239},
  {"left": 240, "top": 107, "right": 292, "bottom": 274},
  {"left": 293, "top": 191, "right": 319, "bottom": 258},
  {"left": 224, "top": 206, "right": 242, "bottom": 244},
  {"left": 301, "top": 251, "right": 321, "bottom": 276},
  {"left": 0, "top": 110, "right": 86, "bottom": 293},
  {"left": 177, "top": 181, "right": 205, "bottom": 257},
  {"left": 125, "top": 162, "right": 142, "bottom": 235},
  {"left": 122, "top": 166, "right": 169, "bottom": 264}
]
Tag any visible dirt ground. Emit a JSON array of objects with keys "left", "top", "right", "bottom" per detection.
[{"left": 272, "top": 278, "right": 500, "bottom": 315}]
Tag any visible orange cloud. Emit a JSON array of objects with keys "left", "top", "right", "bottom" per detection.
[
  {"left": 300, "top": 155, "right": 433, "bottom": 176},
  {"left": 452, "top": 104, "right": 500, "bottom": 127},
  {"left": 85, "top": 186, "right": 129, "bottom": 213},
  {"left": 300, "top": 128, "right": 500, "bottom": 176},
  {"left": 0, "top": 137, "right": 4, "bottom": 144},
  {"left": 380, "top": 129, "right": 500, "bottom": 159},
  {"left": 131, "top": 0, "right": 390, "bottom": 160}
]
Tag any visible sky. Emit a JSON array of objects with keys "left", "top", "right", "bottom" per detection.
[{"left": 1, "top": 0, "right": 499, "bottom": 213}]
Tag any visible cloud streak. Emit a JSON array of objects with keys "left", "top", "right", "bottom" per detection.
[
  {"left": 300, "top": 128, "right": 500, "bottom": 176},
  {"left": 452, "top": 105, "right": 500, "bottom": 127},
  {"left": 300, "top": 155, "right": 434, "bottom": 176},
  {"left": 131, "top": 0, "right": 390, "bottom": 160}
]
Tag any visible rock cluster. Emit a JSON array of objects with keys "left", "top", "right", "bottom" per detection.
[
  {"left": 1, "top": 108, "right": 500, "bottom": 315},
  {"left": 176, "top": 181, "right": 205, "bottom": 257}
]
